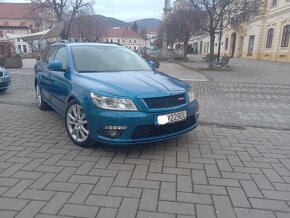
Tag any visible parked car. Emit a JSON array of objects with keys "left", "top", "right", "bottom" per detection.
[
  {"left": 34, "top": 42, "right": 199, "bottom": 147},
  {"left": 0, "top": 66, "right": 11, "bottom": 92},
  {"left": 139, "top": 46, "right": 161, "bottom": 69}
]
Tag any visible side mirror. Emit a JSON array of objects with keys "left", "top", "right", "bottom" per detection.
[
  {"left": 47, "top": 61, "right": 65, "bottom": 72},
  {"left": 148, "top": 60, "right": 157, "bottom": 70}
]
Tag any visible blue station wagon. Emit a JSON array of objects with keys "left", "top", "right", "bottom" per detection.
[
  {"left": 34, "top": 42, "right": 199, "bottom": 147},
  {"left": 0, "top": 66, "right": 11, "bottom": 92}
]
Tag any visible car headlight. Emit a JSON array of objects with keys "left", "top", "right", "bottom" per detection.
[
  {"left": 1, "top": 68, "right": 9, "bottom": 77},
  {"left": 188, "top": 89, "right": 196, "bottom": 102},
  {"left": 90, "top": 93, "right": 137, "bottom": 111}
]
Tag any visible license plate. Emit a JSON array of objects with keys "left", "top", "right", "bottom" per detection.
[{"left": 157, "top": 111, "right": 187, "bottom": 125}]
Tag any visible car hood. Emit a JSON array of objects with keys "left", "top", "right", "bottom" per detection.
[{"left": 76, "top": 70, "right": 190, "bottom": 98}]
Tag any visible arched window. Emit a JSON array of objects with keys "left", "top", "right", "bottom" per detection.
[
  {"left": 266, "top": 28, "right": 274, "bottom": 48},
  {"left": 225, "top": 38, "right": 229, "bottom": 50},
  {"left": 281, "top": 25, "right": 290, "bottom": 47}
]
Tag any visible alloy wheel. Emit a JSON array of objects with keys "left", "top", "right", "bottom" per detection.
[{"left": 66, "top": 104, "right": 90, "bottom": 143}]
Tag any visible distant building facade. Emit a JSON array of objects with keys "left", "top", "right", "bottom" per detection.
[
  {"left": 0, "top": 3, "right": 54, "bottom": 55},
  {"left": 145, "top": 28, "right": 159, "bottom": 44},
  {"left": 191, "top": 0, "right": 290, "bottom": 63},
  {"left": 102, "top": 27, "right": 149, "bottom": 51}
]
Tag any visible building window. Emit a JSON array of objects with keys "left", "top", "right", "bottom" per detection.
[
  {"left": 281, "top": 25, "right": 290, "bottom": 47},
  {"left": 247, "top": 35, "right": 255, "bottom": 56},
  {"left": 266, "top": 28, "right": 274, "bottom": 48},
  {"left": 123, "top": 40, "right": 125, "bottom": 43},
  {"left": 225, "top": 38, "right": 229, "bottom": 50},
  {"left": 18, "top": 45, "right": 22, "bottom": 52},
  {"left": 271, "top": 0, "right": 277, "bottom": 7},
  {"left": 106, "top": 39, "right": 108, "bottom": 42},
  {"left": 134, "top": 46, "right": 136, "bottom": 50},
  {"left": 134, "top": 40, "right": 136, "bottom": 43},
  {"left": 0, "top": 31, "right": 3, "bottom": 38},
  {"left": 110, "top": 39, "right": 113, "bottom": 43},
  {"left": 23, "top": 45, "right": 28, "bottom": 53},
  {"left": 118, "top": 39, "right": 120, "bottom": 44},
  {"left": 129, "top": 40, "right": 131, "bottom": 43}
]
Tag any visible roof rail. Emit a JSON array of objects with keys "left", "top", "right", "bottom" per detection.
[{"left": 49, "top": 39, "right": 69, "bottom": 45}]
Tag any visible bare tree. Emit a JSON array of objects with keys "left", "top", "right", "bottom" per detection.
[
  {"left": 164, "top": 6, "right": 202, "bottom": 59},
  {"left": 189, "top": 0, "right": 262, "bottom": 67},
  {"left": 31, "top": 0, "right": 94, "bottom": 39},
  {"left": 71, "top": 15, "right": 105, "bottom": 42}
]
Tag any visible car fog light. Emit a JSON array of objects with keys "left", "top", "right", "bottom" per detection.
[
  {"left": 104, "top": 126, "right": 127, "bottom": 130},
  {"left": 107, "top": 130, "right": 120, "bottom": 138}
]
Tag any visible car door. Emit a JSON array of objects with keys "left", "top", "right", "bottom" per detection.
[
  {"left": 48, "top": 45, "right": 71, "bottom": 113},
  {"left": 38, "top": 45, "right": 59, "bottom": 102}
]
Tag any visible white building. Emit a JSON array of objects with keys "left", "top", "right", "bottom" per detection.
[{"left": 102, "top": 27, "right": 149, "bottom": 51}]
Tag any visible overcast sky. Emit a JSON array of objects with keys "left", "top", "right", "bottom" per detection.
[{"left": 0, "top": 0, "right": 165, "bottom": 22}]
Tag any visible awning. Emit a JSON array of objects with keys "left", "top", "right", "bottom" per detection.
[{"left": 6, "top": 22, "right": 65, "bottom": 41}]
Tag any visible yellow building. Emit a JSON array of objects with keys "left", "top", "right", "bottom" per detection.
[{"left": 193, "top": 0, "right": 290, "bottom": 63}]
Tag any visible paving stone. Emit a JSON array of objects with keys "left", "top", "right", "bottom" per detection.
[
  {"left": 262, "top": 190, "right": 290, "bottom": 201},
  {"left": 196, "top": 204, "right": 216, "bottom": 218},
  {"left": 96, "top": 208, "right": 118, "bottom": 218},
  {"left": 191, "top": 169, "right": 208, "bottom": 184},
  {"left": 45, "top": 182, "right": 78, "bottom": 192},
  {"left": 68, "top": 175, "right": 99, "bottom": 184},
  {"left": 158, "top": 201, "right": 195, "bottom": 216},
  {"left": 15, "top": 201, "right": 46, "bottom": 218},
  {"left": 92, "top": 177, "right": 114, "bottom": 195},
  {"left": 59, "top": 204, "right": 99, "bottom": 218},
  {"left": 147, "top": 173, "right": 176, "bottom": 182},
  {"left": 235, "top": 208, "right": 276, "bottom": 218},
  {"left": 250, "top": 198, "right": 290, "bottom": 212},
  {"left": 19, "top": 189, "right": 55, "bottom": 201},
  {"left": 0, "top": 211, "right": 18, "bottom": 218},
  {"left": 113, "top": 170, "right": 132, "bottom": 186},
  {"left": 137, "top": 211, "right": 175, "bottom": 218},
  {"left": 116, "top": 198, "right": 139, "bottom": 218},
  {"left": 86, "top": 194, "right": 122, "bottom": 208},
  {"left": 139, "top": 189, "right": 159, "bottom": 211},
  {"left": 262, "top": 168, "right": 285, "bottom": 183},
  {"left": 177, "top": 192, "right": 212, "bottom": 204},
  {"left": 132, "top": 165, "right": 148, "bottom": 179},
  {"left": 160, "top": 182, "right": 176, "bottom": 201},
  {"left": 177, "top": 175, "right": 193, "bottom": 192},
  {"left": 213, "top": 195, "right": 238, "bottom": 218},
  {"left": 205, "top": 164, "right": 221, "bottom": 177},
  {"left": 30, "top": 173, "right": 57, "bottom": 189},
  {"left": 240, "top": 180, "right": 263, "bottom": 198},
  {"left": 108, "top": 187, "right": 142, "bottom": 198},
  {"left": 0, "top": 197, "right": 28, "bottom": 210},
  {"left": 68, "top": 184, "right": 94, "bottom": 204},
  {"left": 41, "top": 192, "right": 71, "bottom": 215},
  {"left": 228, "top": 187, "right": 251, "bottom": 207},
  {"left": 252, "top": 174, "right": 275, "bottom": 190},
  {"left": 3, "top": 179, "right": 34, "bottom": 197},
  {"left": 209, "top": 178, "right": 240, "bottom": 187},
  {"left": 194, "top": 184, "right": 227, "bottom": 195},
  {"left": 129, "top": 179, "right": 160, "bottom": 189}
]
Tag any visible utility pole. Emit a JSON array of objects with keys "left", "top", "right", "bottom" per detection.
[{"left": 162, "top": 0, "right": 171, "bottom": 57}]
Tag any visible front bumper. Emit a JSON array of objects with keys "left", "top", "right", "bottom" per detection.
[
  {"left": 86, "top": 99, "right": 199, "bottom": 145},
  {"left": 0, "top": 77, "right": 11, "bottom": 90}
]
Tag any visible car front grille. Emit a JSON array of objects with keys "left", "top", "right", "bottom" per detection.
[
  {"left": 131, "top": 115, "right": 196, "bottom": 139},
  {"left": 143, "top": 94, "right": 186, "bottom": 109}
]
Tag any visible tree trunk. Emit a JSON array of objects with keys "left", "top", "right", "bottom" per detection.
[
  {"left": 209, "top": 31, "right": 215, "bottom": 68},
  {"left": 183, "top": 40, "right": 189, "bottom": 60}
]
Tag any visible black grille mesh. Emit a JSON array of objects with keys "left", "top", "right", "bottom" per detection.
[
  {"left": 131, "top": 116, "right": 195, "bottom": 139},
  {"left": 144, "top": 94, "right": 186, "bottom": 109}
]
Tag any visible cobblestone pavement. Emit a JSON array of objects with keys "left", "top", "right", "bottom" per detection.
[{"left": 0, "top": 61, "right": 289, "bottom": 218}]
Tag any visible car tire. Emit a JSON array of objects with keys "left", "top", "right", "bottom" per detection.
[
  {"left": 65, "top": 99, "right": 94, "bottom": 147},
  {"left": 35, "top": 83, "right": 50, "bottom": 110}
]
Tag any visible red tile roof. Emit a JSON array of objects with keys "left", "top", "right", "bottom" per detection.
[
  {"left": 0, "top": 3, "right": 42, "bottom": 19},
  {"left": 104, "top": 27, "right": 141, "bottom": 38}
]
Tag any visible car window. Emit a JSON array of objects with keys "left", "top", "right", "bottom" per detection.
[
  {"left": 54, "top": 46, "right": 68, "bottom": 69},
  {"left": 44, "top": 46, "right": 58, "bottom": 64},
  {"left": 71, "top": 45, "right": 151, "bottom": 72},
  {"left": 39, "top": 47, "right": 49, "bottom": 62}
]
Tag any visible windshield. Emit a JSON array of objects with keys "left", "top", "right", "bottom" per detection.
[{"left": 71, "top": 45, "right": 152, "bottom": 72}]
